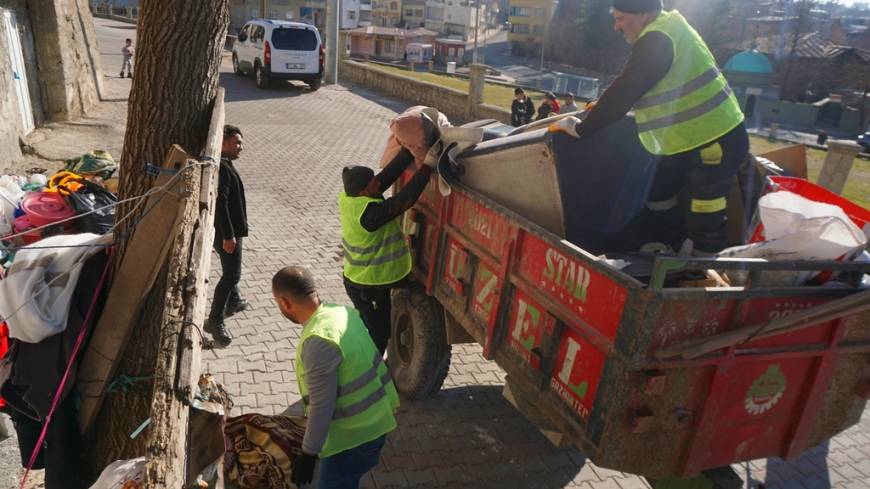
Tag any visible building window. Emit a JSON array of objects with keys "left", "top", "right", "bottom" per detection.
[
  {"left": 349, "top": 10, "right": 356, "bottom": 19},
  {"left": 512, "top": 22, "right": 529, "bottom": 33},
  {"left": 416, "top": 9, "right": 423, "bottom": 17},
  {"left": 532, "top": 24, "right": 544, "bottom": 34},
  {"left": 534, "top": 7, "right": 546, "bottom": 18},
  {"left": 385, "top": 39, "right": 395, "bottom": 53},
  {"left": 509, "top": 6, "right": 530, "bottom": 17},
  {"left": 390, "top": 1, "right": 397, "bottom": 10},
  {"left": 405, "top": 8, "right": 414, "bottom": 16}
]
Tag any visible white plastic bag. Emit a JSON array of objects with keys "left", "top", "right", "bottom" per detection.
[
  {"left": 718, "top": 191, "right": 867, "bottom": 286},
  {"left": 89, "top": 457, "right": 146, "bottom": 489}
]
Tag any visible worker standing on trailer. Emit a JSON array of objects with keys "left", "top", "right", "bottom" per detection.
[
  {"left": 339, "top": 114, "right": 442, "bottom": 354},
  {"left": 272, "top": 266, "right": 399, "bottom": 488},
  {"left": 550, "top": 0, "right": 749, "bottom": 254}
]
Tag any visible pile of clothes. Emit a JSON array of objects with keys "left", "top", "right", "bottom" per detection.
[{"left": 0, "top": 151, "right": 118, "bottom": 489}]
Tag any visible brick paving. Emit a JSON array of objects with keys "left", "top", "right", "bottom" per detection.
[{"left": 2, "top": 17, "right": 869, "bottom": 489}]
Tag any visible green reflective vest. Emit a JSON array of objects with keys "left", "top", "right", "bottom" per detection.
[
  {"left": 295, "top": 304, "right": 400, "bottom": 458},
  {"left": 339, "top": 192, "right": 412, "bottom": 286},
  {"left": 633, "top": 10, "right": 744, "bottom": 156}
]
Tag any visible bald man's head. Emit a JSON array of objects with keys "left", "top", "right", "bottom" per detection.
[{"left": 272, "top": 266, "right": 320, "bottom": 324}]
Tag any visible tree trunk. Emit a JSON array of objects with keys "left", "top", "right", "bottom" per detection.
[{"left": 86, "top": 0, "right": 229, "bottom": 476}]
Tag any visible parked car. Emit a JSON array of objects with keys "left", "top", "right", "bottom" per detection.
[
  {"left": 232, "top": 19, "right": 323, "bottom": 91},
  {"left": 858, "top": 132, "right": 869, "bottom": 153}
]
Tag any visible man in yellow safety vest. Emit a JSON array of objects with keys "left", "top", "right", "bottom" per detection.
[
  {"left": 551, "top": 0, "right": 749, "bottom": 254},
  {"left": 272, "top": 266, "right": 400, "bottom": 488},
  {"left": 339, "top": 117, "right": 441, "bottom": 354}
]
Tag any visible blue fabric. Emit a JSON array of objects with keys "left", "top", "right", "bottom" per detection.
[{"left": 318, "top": 435, "right": 386, "bottom": 489}]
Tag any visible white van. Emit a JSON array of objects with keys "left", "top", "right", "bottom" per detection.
[{"left": 232, "top": 19, "right": 324, "bottom": 91}]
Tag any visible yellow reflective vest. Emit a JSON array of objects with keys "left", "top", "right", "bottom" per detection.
[
  {"left": 339, "top": 193, "right": 412, "bottom": 286},
  {"left": 633, "top": 10, "right": 744, "bottom": 156},
  {"left": 296, "top": 304, "right": 400, "bottom": 457}
]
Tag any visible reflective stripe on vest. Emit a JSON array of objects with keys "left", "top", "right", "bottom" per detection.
[
  {"left": 632, "top": 10, "right": 744, "bottom": 156},
  {"left": 295, "top": 304, "right": 399, "bottom": 458},
  {"left": 339, "top": 192, "right": 412, "bottom": 286}
]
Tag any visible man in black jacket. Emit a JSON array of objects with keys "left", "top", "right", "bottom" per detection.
[
  {"left": 511, "top": 87, "right": 535, "bottom": 127},
  {"left": 205, "top": 125, "right": 250, "bottom": 347}
]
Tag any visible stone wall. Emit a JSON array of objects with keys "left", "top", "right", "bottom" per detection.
[
  {"left": 0, "top": 0, "right": 102, "bottom": 166},
  {"left": 28, "top": 0, "right": 104, "bottom": 121},
  {"left": 341, "top": 59, "right": 472, "bottom": 122},
  {"left": 0, "top": 9, "right": 23, "bottom": 164}
]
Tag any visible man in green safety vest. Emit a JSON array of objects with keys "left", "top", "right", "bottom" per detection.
[
  {"left": 551, "top": 0, "right": 749, "bottom": 254},
  {"left": 339, "top": 116, "right": 441, "bottom": 354},
  {"left": 272, "top": 266, "right": 400, "bottom": 488}
]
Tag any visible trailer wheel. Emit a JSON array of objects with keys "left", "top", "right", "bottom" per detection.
[{"left": 388, "top": 287, "right": 451, "bottom": 400}]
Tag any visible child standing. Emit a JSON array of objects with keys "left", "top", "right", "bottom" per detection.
[{"left": 121, "top": 38, "right": 134, "bottom": 79}]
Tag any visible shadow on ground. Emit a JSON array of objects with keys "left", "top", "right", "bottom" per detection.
[
  {"left": 221, "top": 71, "right": 312, "bottom": 103},
  {"left": 279, "top": 386, "right": 588, "bottom": 489}
]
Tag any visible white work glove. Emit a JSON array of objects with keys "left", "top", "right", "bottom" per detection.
[
  {"left": 423, "top": 140, "right": 443, "bottom": 168},
  {"left": 548, "top": 116, "right": 581, "bottom": 138}
]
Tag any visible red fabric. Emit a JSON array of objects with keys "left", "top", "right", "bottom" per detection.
[
  {"left": 0, "top": 322, "right": 8, "bottom": 408},
  {"left": 551, "top": 100, "right": 561, "bottom": 114}
]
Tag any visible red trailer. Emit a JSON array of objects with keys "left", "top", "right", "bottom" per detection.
[{"left": 387, "top": 120, "right": 870, "bottom": 487}]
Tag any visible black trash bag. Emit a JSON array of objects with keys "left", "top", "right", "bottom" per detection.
[{"left": 66, "top": 179, "right": 117, "bottom": 235}]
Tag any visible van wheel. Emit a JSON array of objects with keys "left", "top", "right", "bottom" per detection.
[
  {"left": 308, "top": 79, "right": 322, "bottom": 91},
  {"left": 388, "top": 287, "right": 451, "bottom": 400},
  {"left": 232, "top": 54, "right": 244, "bottom": 76},
  {"left": 255, "top": 63, "right": 269, "bottom": 89}
]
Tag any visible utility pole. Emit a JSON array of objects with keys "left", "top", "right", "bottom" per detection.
[
  {"left": 326, "top": 0, "right": 340, "bottom": 84},
  {"left": 473, "top": 0, "right": 480, "bottom": 63},
  {"left": 260, "top": 0, "right": 268, "bottom": 18},
  {"left": 537, "top": 29, "right": 545, "bottom": 89}
]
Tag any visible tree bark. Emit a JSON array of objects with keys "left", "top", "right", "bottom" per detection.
[{"left": 86, "top": 0, "right": 229, "bottom": 476}]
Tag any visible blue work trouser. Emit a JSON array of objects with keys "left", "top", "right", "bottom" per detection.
[{"left": 317, "top": 435, "right": 387, "bottom": 489}]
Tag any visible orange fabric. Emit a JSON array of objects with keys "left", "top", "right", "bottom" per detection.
[{"left": 45, "top": 171, "right": 85, "bottom": 194}]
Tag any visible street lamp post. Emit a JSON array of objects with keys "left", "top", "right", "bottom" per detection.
[{"left": 472, "top": 0, "right": 480, "bottom": 63}]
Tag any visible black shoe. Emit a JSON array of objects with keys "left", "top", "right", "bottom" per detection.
[
  {"left": 119, "top": 72, "right": 125, "bottom": 77},
  {"left": 204, "top": 318, "right": 233, "bottom": 347},
  {"left": 224, "top": 299, "right": 251, "bottom": 318},
  {"left": 127, "top": 73, "right": 133, "bottom": 79}
]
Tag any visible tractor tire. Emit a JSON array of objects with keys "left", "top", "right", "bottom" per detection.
[
  {"left": 388, "top": 287, "right": 451, "bottom": 400},
  {"left": 255, "top": 63, "right": 270, "bottom": 89}
]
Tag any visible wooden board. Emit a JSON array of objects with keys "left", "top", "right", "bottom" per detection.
[{"left": 76, "top": 144, "right": 193, "bottom": 433}]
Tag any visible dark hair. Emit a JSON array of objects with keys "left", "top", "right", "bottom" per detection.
[
  {"left": 545, "top": 92, "right": 556, "bottom": 101},
  {"left": 272, "top": 266, "right": 318, "bottom": 301},
  {"left": 224, "top": 124, "right": 243, "bottom": 139},
  {"left": 514, "top": 87, "right": 525, "bottom": 95},
  {"left": 566, "top": 92, "right": 575, "bottom": 99},
  {"left": 125, "top": 38, "right": 132, "bottom": 43}
]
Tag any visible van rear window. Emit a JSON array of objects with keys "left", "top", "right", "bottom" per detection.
[{"left": 271, "top": 28, "right": 318, "bottom": 51}]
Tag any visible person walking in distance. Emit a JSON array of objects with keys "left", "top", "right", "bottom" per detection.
[
  {"left": 339, "top": 113, "right": 442, "bottom": 354},
  {"left": 120, "top": 38, "right": 134, "bottom": 79},
  {"left": 272, "top": 266, "right": 399, "bottom": 489},
  {"left": 205, "top": 125, "right": 250, "bottom": 347},
  {"left": 550, "top": 0, "right": 748, "bottom": 255}
]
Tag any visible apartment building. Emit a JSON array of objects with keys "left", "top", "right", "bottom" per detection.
[
  {"left": 425, "top": 0, "right": 483, "bottom": 39},
  {"left": 229, "top": 0, "right": 362, "bottom": 31},
  {"left": 372, "top": 0, "right": 402, "bottom": 26},
  {"left": 507, "top": 0, "right": 554, "bottom": 48},
  {"left": 403, "top": 0, "right": 426, "bottom": 28}
]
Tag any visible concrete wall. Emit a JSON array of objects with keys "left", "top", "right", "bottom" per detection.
[
  {"left": 27, "top": 0, "right": 103, "bottom": 121},
  {"left": 0, "top": 8, "right": 24, "bottom": 164},
  {"left": 341, "top": 59, "right": 471, "bottom": 121},
  {"left": 339, "top": 59, "right": 513, "bottom": 124}
]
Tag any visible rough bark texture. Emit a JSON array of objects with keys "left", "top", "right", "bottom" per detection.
[
  {"left": 116, "top": 0, "right": 229, "bottom": 249},
  {"left": 86, "top": 0, "right": 229, "bottom": 477}
]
